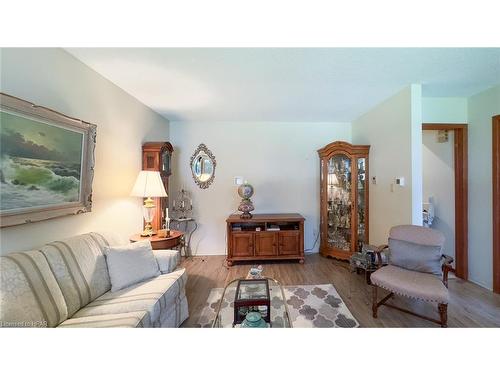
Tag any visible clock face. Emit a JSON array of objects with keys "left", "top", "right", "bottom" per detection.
[{"left": 161, "top": 150, "right": 171, "bottom": 175}]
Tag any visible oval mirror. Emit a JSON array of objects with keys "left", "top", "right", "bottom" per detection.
[{"left": 190, "top": 144, "right": 216, "bottom": 189}]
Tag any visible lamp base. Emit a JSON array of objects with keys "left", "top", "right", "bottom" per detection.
[{"left": 140, "top": 222, "right": 156, "bottom": 237}]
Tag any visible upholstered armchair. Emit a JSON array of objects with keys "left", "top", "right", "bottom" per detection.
[{"left": 370, "top": 225, "right": 455, "bottom": 327}]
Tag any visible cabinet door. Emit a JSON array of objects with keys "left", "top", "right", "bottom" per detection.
[
  {"left": 143, "top": 151, "right": 159, "bottom": 171},
  {"left": 278, "top": 231, "right": 300, "bottom": 255},
  {"left": 232, "top": 233, "right": 254, "bottom": 257},
  {"left": 355, "top": 157, "right": 368, "bottom": 252},
  {"left": 255, "top": 232, "right": 278, "bottom": 256},
  {"left": 326, "top": 153, "right": 353, "bottom": 253}
]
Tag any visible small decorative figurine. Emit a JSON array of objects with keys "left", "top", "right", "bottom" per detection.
[
  {"left": 246, "top": 265, "right": 263, "bottom": 279},
  {"left": 237, "top": 181, "right": 255, "bottom": 219}
]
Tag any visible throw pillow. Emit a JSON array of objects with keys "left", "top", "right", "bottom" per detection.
[
  {"left": 104, "top": 240, "right": 160, "bottom": 292},
  {"left": 389, "top": 238, "right": 443, "bottom": 276}
]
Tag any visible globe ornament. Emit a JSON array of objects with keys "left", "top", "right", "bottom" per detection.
[
  {"left": 237, "top": 182, "right": 255, "bottom": 219},
  {"left": 238, "top": 182, "right": 254, "bottom": 199}
]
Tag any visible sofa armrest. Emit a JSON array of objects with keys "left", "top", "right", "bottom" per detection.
[{"left": 153, "top": 250, "right": 180, "bottom": 274}]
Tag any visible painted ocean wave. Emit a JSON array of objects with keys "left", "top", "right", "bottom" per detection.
[{"left": 0, "top": 156, "right": 81, "bottom": 210}]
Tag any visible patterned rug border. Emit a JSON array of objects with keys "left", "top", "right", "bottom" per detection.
[{"left": 196, "top": 283, "right": 359, "bottom": 328}]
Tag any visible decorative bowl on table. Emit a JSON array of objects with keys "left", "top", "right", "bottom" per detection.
[{"left": 241, "top": 312, "right": 267, "bottom": 328}]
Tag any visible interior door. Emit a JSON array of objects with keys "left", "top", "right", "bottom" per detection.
[{"left": 493, "top": 115, "right": 500, "bottom": 293}]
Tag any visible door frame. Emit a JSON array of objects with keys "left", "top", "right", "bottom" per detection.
[
  {"left": 493, "top": 115, "right": 500, "bottom": 293},
  {"left": 422, "top": 123, "right": 468, "bottom": 280}
]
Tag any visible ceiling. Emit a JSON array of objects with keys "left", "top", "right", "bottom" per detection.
[{"left": 66, "top": 48, "right": 500, "bottom": 122}]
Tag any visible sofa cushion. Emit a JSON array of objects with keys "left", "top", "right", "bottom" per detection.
[
  {"left": 39, "top": 232, "right": 122, "bottom": 317},
  {"left": 58, "top": 311, "right": 149, "bottom": 328},
  {"left": 371, "top": 265, "right": 449, "bottom": 303},
  {"left": 104, "top": 240, "right": 160, "bottom": 292},
  {"left": 1, "top": 251, "right": 68, "bottom": 327},
  {"left": 72, "top": 268, "right": 187, "bottom": 326},
  {"left": 389, "top": 238, "right": 443, "bottom": 276}
]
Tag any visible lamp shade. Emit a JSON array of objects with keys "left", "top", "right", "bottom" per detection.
[{"left": 130, "top": 171, "right": 168, "bottom": 197}]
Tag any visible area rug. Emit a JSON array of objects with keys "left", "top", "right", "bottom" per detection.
[{"left": 196, "top": 284, "right": 359, "bottom": 328}]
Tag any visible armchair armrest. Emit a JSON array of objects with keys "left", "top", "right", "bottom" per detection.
[
  {"left": 153, "top": 250, "right": 180, "bottom": 274},
  {"left": 375, "top": 244, "right": 389, "bottom": 252},
  {"left": 374, "top": 244, "right": 389, "bottom": 268},
  {"left": 441, "top": 254, "right": 455, "bottom": 288}
]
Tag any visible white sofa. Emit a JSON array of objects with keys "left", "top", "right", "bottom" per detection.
[{"left": 0, "top": 232, "right": 188, "bottom": 328}]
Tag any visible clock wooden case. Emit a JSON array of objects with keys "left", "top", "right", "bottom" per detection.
[
  {"left": 142, "top": 142, "right": 173, "bottom": 232},
  {"left": 318, "top": 141, "right": 370, "bottom": 260}
]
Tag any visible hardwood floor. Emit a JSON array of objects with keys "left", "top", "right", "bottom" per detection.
[{"left": 179, "top": 254, "right": 500, "bottom": 327}]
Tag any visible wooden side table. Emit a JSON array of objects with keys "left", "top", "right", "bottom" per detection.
[{"left": 130, "top": 230, "right": 184, "bottom": 250}]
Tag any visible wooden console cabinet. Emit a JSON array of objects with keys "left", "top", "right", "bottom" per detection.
[{"left": 226, "top": 214, "right": 305, "bottom": 266}]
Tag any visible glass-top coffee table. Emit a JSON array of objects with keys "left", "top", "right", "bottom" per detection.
[{"left": 212, "top": 277, "right": 292, "bottom": 328}]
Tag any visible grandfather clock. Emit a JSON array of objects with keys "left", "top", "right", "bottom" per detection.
[{"left": 142, "top": 142, "right": 173, "bottom": 232}]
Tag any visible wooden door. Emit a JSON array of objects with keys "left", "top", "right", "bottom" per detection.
[
  {"left": 232, "top": 233, "right": 254, "bottom": 257},
  {"left": 493, "top": 115, "right": 500, "bottom": 293},
  {"left": 278, "top": 231, "right": 300, "bottom": 255},
  {"left": 255, "top": 232, "right": 278, "bottom": 256},
  {"left": 422, "top": 124, "right": 468, "bottom": 280}
]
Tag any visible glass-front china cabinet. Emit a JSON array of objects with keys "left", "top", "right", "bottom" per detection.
[{"left": 318, "top": 141, "right": 370, "bottom": 260}]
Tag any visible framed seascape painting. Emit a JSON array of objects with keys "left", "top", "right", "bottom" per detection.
[{"left": 0, "top": 93, "right": 96, "bottom": 227}]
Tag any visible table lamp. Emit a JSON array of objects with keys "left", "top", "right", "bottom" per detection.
[{"left": 131, "top": 171, "right": 168, "bottom": 236}]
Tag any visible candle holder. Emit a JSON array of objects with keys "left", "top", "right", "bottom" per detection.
[
  {"left": 166, "top": 217, "right": 171, "bottom": 237},
  {"left": 172, "top": 189, "right": 193, "bottom": 219}
]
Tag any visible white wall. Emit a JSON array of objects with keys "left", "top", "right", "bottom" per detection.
[
  {"left": 169, "top": 121, "right": 351, "bottom": 255},
  {"left": 422, "top": 130, "right": 455, "bottom": 257},
  {"left": 0, "top": 48, "right": 170, "bottom": 254},
  {"left": 351, "top": 85, "right": 423, "bottom": 246},
  {"left": 467, "top": 84, "right": 500, "bottom": 289},
  {"left": 422, "top": 97, "right": 468, "bottom": 123}
]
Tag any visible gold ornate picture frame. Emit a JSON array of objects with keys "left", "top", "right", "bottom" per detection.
[{"left": 0, "top": 93, "right": 97, "bottom": 227}]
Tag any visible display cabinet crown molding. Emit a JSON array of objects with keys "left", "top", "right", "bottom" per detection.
[{"left": 318, "top": 141, "right": 371, "bottom": 158}]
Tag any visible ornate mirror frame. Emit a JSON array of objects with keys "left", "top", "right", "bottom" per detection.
[{"left": 190, "top": 143, "right": 216, "bottom": 189}]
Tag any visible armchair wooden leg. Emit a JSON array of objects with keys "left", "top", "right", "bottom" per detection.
[
  {"left": 438, "top": 303, "right": 448, "bottom": 328},
  {"left": 372, "top": 286, "right": 378, "bottom": 318}
]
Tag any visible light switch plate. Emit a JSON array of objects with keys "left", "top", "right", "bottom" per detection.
[{"left": 234, "top": 176, "right": 244, "bottom": 185}]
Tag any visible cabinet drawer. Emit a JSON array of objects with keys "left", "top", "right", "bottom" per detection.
[
  {"left": 278, "top": 231, "right": 300, "bottom": 255},
  {"left": 231, "top": 233, "right": 254, "bottom": 257}
]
